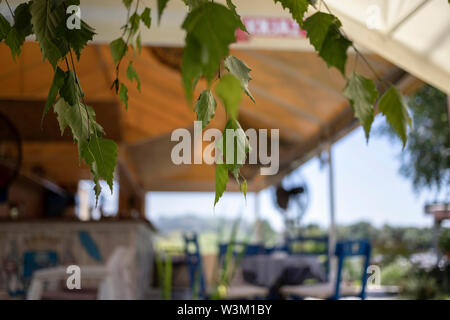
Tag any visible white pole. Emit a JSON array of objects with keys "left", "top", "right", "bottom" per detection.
[
  {"left": 327, "top": 143, "right": 337, "bottom": 281},
  {"left": 254, "top": 192, "right": 263, "bottom": 244}
]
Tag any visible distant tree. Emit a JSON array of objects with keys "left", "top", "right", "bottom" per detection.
[{"left": 380, "top": 85, "right": 450, "bottom": 197}]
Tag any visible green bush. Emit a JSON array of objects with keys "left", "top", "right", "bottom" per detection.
[{"left": 380, "top": 259, "right": 411, "bottom": 286}]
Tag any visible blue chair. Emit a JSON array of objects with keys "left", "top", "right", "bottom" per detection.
[
  {"left": 183, "top": 233, "right": 207, "bottom": 299},
  {"left": 218, "top": 242, "right": 265, "bottom": 261},
  {"left": 285, "top": 236, "right": 330, "bottom": 280},
  {"left": 23, "top": 251, "right": 59, "bottom": 285},
  {"left": 216, "top": 241, "right": 269, "bottom": 300},
  {"left": 281, "top": 239, "right": 372, "bottom": 300}
]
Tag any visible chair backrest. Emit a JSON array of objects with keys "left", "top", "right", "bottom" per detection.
[
  {"left": 23, "top": 251, "right": 59, "bottom": 283},
  {"left": 285, "top": 236, "right": 330, "bottom": 278},
  {"left": 333, "top": 240, "right": 372, "bottom": 300},
  {"left": 218, "top": 242, "right": 264, "bottom": 261},
  {"left": 183, "top": 233, "right": 206, "bottom": 299}
]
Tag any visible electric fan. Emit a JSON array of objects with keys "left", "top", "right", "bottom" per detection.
[
  {"left": 273, "top": 170, "right": 310, "bottom": 237},
  {"left": 0, "top": 112, "right": 22, "bottom": 204}
]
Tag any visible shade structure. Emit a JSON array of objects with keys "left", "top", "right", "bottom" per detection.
[{"left": 0, "top": 0, "right": 433, "bottom": 194}]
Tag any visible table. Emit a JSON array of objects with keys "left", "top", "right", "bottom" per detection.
[{"left": 240, "top": 253, "right": 327, "bottom": 298}]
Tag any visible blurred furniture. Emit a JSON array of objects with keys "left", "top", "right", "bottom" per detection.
[
  {"left": 217, "top": 242, "right": 269, "bottom": 299},
  {"left": 281, "top": 240, "right": 372, "bottom": 300},
  {"left": 284, "top": 235, "right": 329, "bottom": 279},
  {"left": 27, "top": 246, "right": 136, "bottom": 300},
  {"left": 184, "top": 234, "right": 207, "bottom": 299},
  {"left": 183, "top": 235, "right": 268, "bottom": 299},
  {"left": 0, "top": 220, "right": 155, "bottom": 299},
  {"left": 23, "top": 251, "right": 59, "bottom": 286},
  {"left": 241, "top": 253, "right": 326, "bottom": 299}
]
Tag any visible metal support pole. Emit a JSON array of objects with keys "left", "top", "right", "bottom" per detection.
[
  {"left": 327, "top": 143, "right": 337, "bottom": 282},
  {"left": 254, "top": 192, "right": 263, "bottom": 244}
]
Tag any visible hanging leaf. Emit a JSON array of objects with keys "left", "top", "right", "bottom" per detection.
[
  {"left": 215, "top": 74, "right": 243, "bottom": 120},
  {"left": 4, "top": 28, "right": 24, "bottom": 59},
  {"left": 274, "top": 0, "right": 310, "bottom": 26},
  {"left": 226, "top": 0, "right": 247, "bottom": 32},
  {"left": 182, "top": 2, "right": 240, "bottom": 102},
  {"left": 157, "top": 0, "right": 170, "bottom": 23},
  {"left": 214, "top": 163, "right": 229, "bottom": 206},
  {"left": 194, "top": 90, "right": 217, "bottom": 129},
  {"left": 303, "top": 12, "right": 339, "bottom": 52},
  {"left": 224, "top": 56, "right": 255, "bottom": 103},
  {"left": 30, "top": 0, "right": 65, "bottom": 68},
  {"left": 378, "top": 87, "right": 411, "bottom": 148},
  {"left": 61, "top": 20, "right": 96, "bottom": 60},
  {"left": 126, "top": 61, "right": 141, "bottom": 92},
  {"left": 0, "top": 13, "right": 11, "bottom": 41},
  {"left": 42, "top": 67, "right": 65, "bottom": 124},
  {"left": 141, "top": 7, "right": 151, "bottom": 29},
  {"left": 221, "top": 119, "right": 250, "bottom": 172},
  {"left": 119, "top": 83, "right": 129, "bottom": 109},
  {"left": 183, "top": 0, "right": 208, "bottom": 11},
  {"left": 83, "top": 134, "right": 118, "bottom": 196},
  {"left": 110, "top": 37, "right": 127, "bottom": 65},
  {"left": 303, "top": 12, "right": 351, "bottom": 75},
  {"left": 60, "top": 70, "right": 80, "bottom": 106},
  {"left": 122, "top": 0, "right": 133, "bottom": 9},
  {"left": 343, "top": 73, "right": 379, "bottom": 141}
]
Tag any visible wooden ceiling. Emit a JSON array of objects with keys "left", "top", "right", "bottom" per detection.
[{"left": 0, "top": 42, "right": 421, "bottom": 193}]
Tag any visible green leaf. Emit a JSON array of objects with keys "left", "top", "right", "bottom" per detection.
[
  {"left": 226, "top": 0, "right": 247, "bottom": 32},
  {"left": 126, "top": 61, "right": 141, "bottom": 92},
  {"left": 42, "top": 67, "right": 65, "bottom": 124},
  {"left": 30, "top": 0, "right": 65, "bottom": 68},
  {"left": 274, "top": 0, "right": 310, "bottom": 26},
  {"left": 303, "top": 12, "right": 338, "bottom": 52},
  {"left": 215, "top": 74, "right": 243, "bottom": 120},
  {"left": 182, "top": 34, "right": 202, "bottom": 104},
  {"left": 13, "top": 3, "right": 32, "bottom": 38},
  {"left": 122, "top": 0, "right": 133, "bottom": 9},
  {"left": 215, "top": 163, "right": 229, "bottom": 206},
  {"left": 221, "top": 119, "right": 250, "bottom": 171},
  {"left": 224, "top": 56, "right": 255, "bottom": 103},
  {"left": 4, "top": 28, "right": 23, "bottom": 59},
  {"left": 319, "top": 28, "right": 352, "bottom": 75},
  {"left": 241, "top": 179, "right": 247, "bottom": 199},
  {"left": 110, "top": 37, "right": 127, "bottom": 65},
  {"left": 183, "top": 0, "right": 208, "bottom": 11},
  {"left": 119, "top": 83, "right": 129, "bottom": 109},
  {"left": 136, "top": 32, "right": 142, "bottom": 54},
  {"left": 83, "top": 135, "right": 118, "bottom": 196},
  {"left": 53, "top": 97, "right": 90, "bottom": 161},
  {"left": 378, "top": 87, "right": 411, "bottom": 148},
  {"left": 194, "top": 90, "right": 217, "bottom": 129},
  {"left": 157, "top": 0, "right": 170, "bottom": 23},
  {"left": 53, "top": 98, "right": 70, "bottom": 135},
  {"left": 141, "top": 7, "right": 151, "bottom": 28},
  {"left": 182, "top": 3, "right": 240, "bottom": 102},
  {"left": 303, "top": 12, "right": 351, "bottom": 75},
  {"left": 342, "top": 73, "right": 378, "bottom": 141},
  {"left": 63, "top": 20, "right": 96, "bottom": 60},
  {"left": 0, "top": 13, "right": 11, "bottom": 41},
  {"left": 60, "top": 70, "right": 80, "bottom": 106},
  {"left": 129, "top": 13, "right": 140, "bottom": 36}
]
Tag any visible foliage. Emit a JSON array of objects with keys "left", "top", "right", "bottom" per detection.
[
  {"left": 379, "top": 85, "right": 449, "bottom": 195},
  {"left": 0, "top": 0, "right": 416, "bottom": 205},
  {"left": 380, "top": 259, "right": 411, "bottom": 286},
  {"left": 439, "top": 229, "right": 450, "bottom": 253}
]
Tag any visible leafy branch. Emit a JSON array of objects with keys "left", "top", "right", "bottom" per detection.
[
  {"left": 110, "top": 0, "right": 151, "bottom": 109},
  {"left": 0, "top": 0, "right": 419, "bottom": 207}
]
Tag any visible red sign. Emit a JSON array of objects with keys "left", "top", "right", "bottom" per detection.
[{"left": 236, "top": 17, "right": 307, "bottom": 42}]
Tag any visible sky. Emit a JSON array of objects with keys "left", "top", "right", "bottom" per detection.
[{"left": 146, "top": 117, "right": 445, "bottom": 232}]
